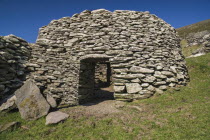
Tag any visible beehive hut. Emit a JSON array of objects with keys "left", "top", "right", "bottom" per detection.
[{"left": 28, "top": 9, "right": 189, "bottom": 105}]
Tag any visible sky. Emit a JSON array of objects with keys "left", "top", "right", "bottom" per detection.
[{"left": 0, "top": 0, "right": 209, "bottom": 43}]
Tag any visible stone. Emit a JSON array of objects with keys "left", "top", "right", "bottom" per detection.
[
  {"left": 141, "top": 83, "right": 149, "bottom": 88},
  {"left": 156, "top": 89, "right": 164, "bottom": 94},
  {"left": 159, "top": 85, "right": 167, "bottom": 90},
  {"left": 161, "top": 71, "right": 174, "bottom": 76},
  {"left": 115, "top": 101, "right": 126, "bottom": 108},
  {"left": 64, "top": 38, "right": 79, "bottom": 47},
  {"left": 130, "top": 66, "right": 154, "bottom": 74},
  {"left": 0, "top": 95, "right": 16, "bottom": 112},
  {"left": 114, "top": 86, "right": 125, "bottom": 93},
  {"left": 36, "top": 39, "right": 50, "bottom": 45},
  {"left": 142, "top": 76, "right": 156, "bottom": 83},
  {"left": 0, "top": 122, "right": 20, "bottom": 133},
  {"left": 46, "top": 94, "right": 57, "bottom": 108},
  {"left": 125, "top": 83, "right": 142, "bottom": 94},
  {"left": 154, "top": 81, "right": 167, "bottom": 86},
  {"left": 156, "top": 65, "right": 163, "bottom": 70},
  {"left": 113, "top": 74, "right": 145, "bottom": 79},
  {"left": 15, "top": 80, "right": 50, "bottom": 120},
  {"left": 131, "top": 78, "right": 141, "bottom": 83},
  {"left": 45, "top": 111, "right": 69, "bottom": 125},
  {"left": 148, "top": 85, "right": 155, "bottom": 91}
]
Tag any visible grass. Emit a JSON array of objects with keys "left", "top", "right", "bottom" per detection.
[{"left": 1, "top": 53, "right": 210, "bottom": 139}]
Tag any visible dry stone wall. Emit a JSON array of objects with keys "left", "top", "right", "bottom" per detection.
[
  {"left": 28, "top": 9, "right": 189, "bottom": 105},
  {"left": 0, "top": 35, "right": 30, "bottom": 100}
]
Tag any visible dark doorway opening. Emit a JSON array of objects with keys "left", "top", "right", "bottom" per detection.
[{"left": 78, "top": 58, "right": 114, "bottom": 104}]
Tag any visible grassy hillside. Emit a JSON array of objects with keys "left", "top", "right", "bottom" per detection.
[
  {"left": 1, "top": 53, "right": 210, "bottom": 139},
  {"left": 177, "top": 19, "right": 210, "bottom": 38}
]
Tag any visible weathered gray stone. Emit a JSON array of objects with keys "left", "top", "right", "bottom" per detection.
[
  {"left": 159, "top": 85, "right": 167, "bottom": 90},
  {"left": 45, "top": 111, "right": 69, "bottom": 125},
  {"left": 156, "top": 89, "right": 164, "bottom": 94},
  {"left": 114, "top": 86, "right": 125, "bottom": 93},
  {"left": 154, "top": 81, "right": 167, "bottom": 86},
  {"left": 36, "top": 39, "right": 50, "bottom": 45},
  {"left": 131, "top": 78, "right": 141, "bottom": 83},
  {"left": 141, "top": 83, "right": 149, "bottom": 88},
  {"left": 161, "top": 71, "right": 174, "bottom": 76},
  {"left": 46, "top": 94, "right": 57, "bottom": 108},
  {"left": 0, "top": 95, "right": 16, "bottom": 112},
  {"left": 126, "top": 83, "right": 142, "bottom": 94},
  {"left": 64, "top": 38, "right": 79, "bottom": 47},
  {"left": 142, "top": 76, "right": 156, "bottom": 83},
  {"left": 113, "top": 74, "right": 145, "bottom": 79},
  {"left": 15, "top": 80, "right": 50, "bottom": 120},
  {"left": 130, "top": 66, "right": 154, "bottom": 74}
]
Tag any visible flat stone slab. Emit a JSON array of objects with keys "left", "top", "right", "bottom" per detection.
[{"left": 46, "top": 111, "right": 69, "bottom": 125}]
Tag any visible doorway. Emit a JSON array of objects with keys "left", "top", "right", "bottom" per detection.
[{"left": 78, "top": 58, "right": 114, "bottom": 104}]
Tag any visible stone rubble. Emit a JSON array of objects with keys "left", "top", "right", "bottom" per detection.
[{"left": 189, "top": 34, "right": 210, "bottom": 57}]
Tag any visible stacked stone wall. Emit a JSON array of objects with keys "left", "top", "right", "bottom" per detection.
[
  {"left": 0, "top": 35, "right": 30, "bottom": 100},
  {"left": 27, "top": 9, "right": 189, "bottom": 104}
]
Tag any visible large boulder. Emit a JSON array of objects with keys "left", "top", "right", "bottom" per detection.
[
  {"left": 45, "top": 111, "right": 69, "bottom": 125},
  {"left": 15, "top": 80, "right": 50, "bottom": 120}
]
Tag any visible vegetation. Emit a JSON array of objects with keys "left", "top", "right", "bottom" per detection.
[
  {"left": 176, "top": 19, "right": 210, "bottom": 38},
  {"left": 1, "top": 53, "right": 210, "bottom": 139}
]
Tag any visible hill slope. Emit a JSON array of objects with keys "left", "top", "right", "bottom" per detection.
[
  {"left": 177, "top": 19, "right": 210, "bottom": 39},
  {"left": 1, "top": 53, "right": 210, "bottom": 139},
  {"left": 176, "top": 19, "right": 210, "bottom": 57}
]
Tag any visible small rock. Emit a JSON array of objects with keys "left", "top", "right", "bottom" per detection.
[
  {"left": 156, "top": 89, "right": 164, "bottom": 94},
  {"left": 46, "top": 94, "right": 57, "bottom": 108},
  {"left": 0, "top": 122, "right": 20, "bottom": 133},
  {"left": 159, "top": 85, "right": 167, "bottom": 90},
  {"left": 45, "top": 111, "right": 69, "bottom": 125},
  {"left": 0, "top": 94, "right": 17, "bottom": 112},
  {"left": 115, "top": 101, "right": 126, "bottom": 108}
]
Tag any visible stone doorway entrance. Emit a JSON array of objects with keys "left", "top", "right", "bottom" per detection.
[{"left": 78, "top": 56, "right": 114, "bottom": 104}]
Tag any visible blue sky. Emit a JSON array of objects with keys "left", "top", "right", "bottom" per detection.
[{"left": 0, "top": 0, "right": 209, "bottom": 43}]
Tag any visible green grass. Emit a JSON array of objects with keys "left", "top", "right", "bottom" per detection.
[
  {"left": 1, "top": 53, "right": 210, "bottom": 139},
  {"left": 176, "top": 19, "right": 210, "bottom": 39}
]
